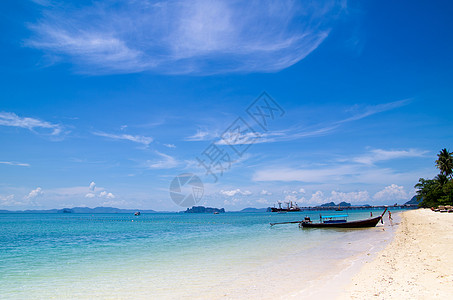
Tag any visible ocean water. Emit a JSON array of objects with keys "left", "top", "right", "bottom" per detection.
[{"left": 0, "top": 209, "right": 402, "bottom": 299}]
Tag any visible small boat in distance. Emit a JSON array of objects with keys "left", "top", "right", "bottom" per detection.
[
  {"left": 134, "top": 211, "right": 141, "bottom": 216},
  {"left": 300, "top": 208, "right": 387, "bottom": 228},
  {"left": 270, "top": 201, "right": 301, "bottom": 212},
  {"left": 335, "top": 204, "right": 343, "bottom": 211}
]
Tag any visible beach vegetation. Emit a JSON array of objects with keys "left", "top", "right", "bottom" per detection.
[
  {"left": 436, "top": 148, "right": 453, "bottom": 179},
  {"left": 416, "top": 148, "right": 453, "bottom": 207}
]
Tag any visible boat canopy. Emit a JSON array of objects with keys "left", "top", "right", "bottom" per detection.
[{"left": 320, "top": 214, "right": 348, "bottom": 219}]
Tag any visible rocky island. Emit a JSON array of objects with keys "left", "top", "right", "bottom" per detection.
[{"left": 184, "top": 206, "right": 225, "bottom": 213}]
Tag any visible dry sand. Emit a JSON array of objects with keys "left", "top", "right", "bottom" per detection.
[{"left": 341, "top": 209, "right": 453, "bottom": 299}]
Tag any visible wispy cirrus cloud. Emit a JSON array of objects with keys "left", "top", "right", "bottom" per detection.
[
  {"left": 185, "top": 129, "right": 219, "bottom": 141},
  {"left": 259, "top": 99, "right": 412, "bottom": 143},
  {"left": 190, "top": 99, "right": 411, "bottom": 145},
  {"left": 252, "top": 147, "right": 428, "bottom": 186},
  {"left": 0, "top": 112, "right": 62, "bottom": 135},
  {"left": 350, "top": 148, "right": 427, "bottom": 165},
  {"left": 93, "top": 131, "right": 153, "bottom": 146},
  {"left": 146, "top": 151, "right": 179, "bottom": 169},
  {"left": 253, "top": 165, "right": 358, "bottom": 183},
  {"left": 336, "top": 99, "right": 411, "bottom": 124},
  {"left": 26, "top": 0, "right": 344, "bottom": 75},
  {"left": 0, "top": 161, "right": 30, "bottom": 167}
]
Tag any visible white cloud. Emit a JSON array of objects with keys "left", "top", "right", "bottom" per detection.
[
  {"left": 373, "top": 184, "right": 408, "bottom": 202},
  {"left": 0, "top": 112, "right": 62, "bottom": 135},
  {"left": 0, "top": 161, "right": 30, "bottom": 167},
  {"left": 284, "top": 194, "right": 298, "bottom": 202},
  {"left": 280, "top": 188, "right": 306, "bottom": 203},
  {"left": 213, "top": 100, "right": 411, "bottom": 145},
  {"left": 223, "top": 196, "right": 251, "bottom": 206},
  {"left": 268, "top": 187, "right": 370, "bottom": 206},
  {"left": 93, "top": 131, "right": 153, "bottom": 146},
  {"left": 253, "top": 147, "right": 428, "bottom": 187},
  {"left": 220, "top": 189, "right": 252, "bottom": 197},
  {"left": 185, "top": 129, "right": 217, "bottom": 141},
  {"left": 99, "top": 191, "right": 115, "bottom": 199},
  {"left": 85, "top": 185, "right": 115, "bottom": 199},
  {"left": 352, "top": 149, "right": 426, "bottom": 165},
  {"left": 0, "top": 194, "right": 17, "bottom": 206},
  {"left": 254, "top": 165, "right": 358, "bottom": 183},
  {"left": 284, "top": 190, "right": 298, "bottom": 194},
  {"left": 221, "top": 127, "right": 335, "bottom": 145},
  {"left": 256, "top": 198, "right": 272, "bottom": 205},
  {"left": 100, "top": 199, "right": 130, "bottom": 207},
  {"left": 260, "top": 190, "right": 272, "bottom": 196},
  {"left": 26, "top": 0, "right": 343, "bottom": 75},
  {"left": 164, "top": 144, "right": 176, "bottom": 148},
  {"left": 11, "top": 185, "right": 123, "bottom": 208},
  {"left": 47, "top": 185, "right": 111, "bottom": 199},
  {"left": 25, "top": 187, "right": 43, "bottom": 199},
  {"left": 48, "top": 186, "right": 94, "bottom": 197},
  {"left": 309, "top": 191, "right": 325, "bottom": 205},
  {"left": 253, "top": 164, "right": 426, "bottom": 189},
  {"left": 146, "top": 151, "right": 179, "bottom": 169},
  {"left": 337, "top": 99, "right": 411, "bottom": 124},
  {"left": 329, "top": 190, "right": 370, "bottom": 204},
  {"left": 297, "top": 190, "right": 371, "bottom": 206},
  {"left": 216, "top": 130, "right": 262, "bottom": 145}
]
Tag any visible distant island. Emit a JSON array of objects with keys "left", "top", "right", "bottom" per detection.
[
  {"left": 0, "top": 206, "right": 157, "bottom": 214},
  {"left": 405, "top": 195, "right": 421, "bottom": 206},
  {"left": 0, "top": 197, "right": 420, "bottom": 215},
  {"left": 185, "top": 206, "right": 225, "bottom": 213},
  {"left": 318, "top": 201, "right": 352, "bottom": 207}
]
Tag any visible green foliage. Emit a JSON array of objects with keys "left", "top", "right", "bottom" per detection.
[
  {"left": 440, "top": 180, "right": 453, "bottom": 205},
  {"left": 415, "top": 148, "right": 453, "bottom": 207},
  {"left": 435, "top": 148, "right": 453, "bottom": 178},
  {"left": 415, "top": 178, "right": 444, "bottom": 207}
]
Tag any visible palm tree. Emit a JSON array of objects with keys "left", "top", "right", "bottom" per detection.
[
  {"left": 435, "top": 174, "right": 449, "bottom": 187},
  {"left": 435, "top": 148, "right": 453, "bottom": 179}
]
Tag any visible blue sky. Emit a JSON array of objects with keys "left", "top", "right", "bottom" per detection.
[{"left": 0, "top": 0, "right": 452, "bottom": 210}]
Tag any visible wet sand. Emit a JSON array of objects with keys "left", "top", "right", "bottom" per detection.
[{"left": 341, "top": 209, "right": 453, "bottom": 299}]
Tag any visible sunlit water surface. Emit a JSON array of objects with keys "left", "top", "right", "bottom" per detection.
[{"left": 0, "top": 209, "right": 403, "bottom": 299}]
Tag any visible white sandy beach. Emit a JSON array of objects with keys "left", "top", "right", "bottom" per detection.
[{"left": 341, "top": 209, "right": 453, "bottom": 299}]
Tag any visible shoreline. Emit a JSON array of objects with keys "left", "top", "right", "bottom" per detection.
[
  {"left": 340, "top": 209, "right": 453, "bottom": 299},
  {"left": 287, "top": 211, "right": 400, "bottom": 300},
  {"left": 6, "top": 209, "right": 449, "bottom": 299}
]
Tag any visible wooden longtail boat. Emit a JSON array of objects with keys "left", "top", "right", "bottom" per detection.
[{"left": 300, "top": 208, "right": 387, "bottom": 228}]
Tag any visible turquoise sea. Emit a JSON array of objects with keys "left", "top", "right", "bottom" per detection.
[{"left": 0, "top": 209, "right": 403, "bottom": 299}]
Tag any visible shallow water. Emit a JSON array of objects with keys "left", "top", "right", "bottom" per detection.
[{"left": 0, "top": 209, "right": 402, "bottom": 299}]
